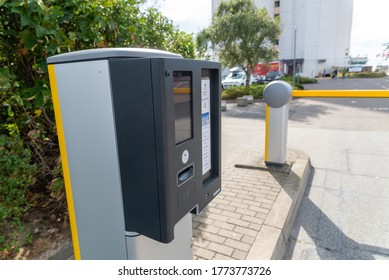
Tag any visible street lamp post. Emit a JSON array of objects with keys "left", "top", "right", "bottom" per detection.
[{"left": 293, "top": 25, "right": 297, "bottom": 84}]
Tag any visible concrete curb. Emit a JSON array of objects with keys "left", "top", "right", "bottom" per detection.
[{"left": 246, "top": 151, "right": 312, "bottom": 259}]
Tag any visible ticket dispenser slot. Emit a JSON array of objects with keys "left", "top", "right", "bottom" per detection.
[{"left": 177, "top": 164, "right": 194, "bottom": 186}]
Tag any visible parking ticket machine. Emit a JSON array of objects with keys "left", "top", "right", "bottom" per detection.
[{"left": 47, "top": 48, "right": 221, "bottom": 259}]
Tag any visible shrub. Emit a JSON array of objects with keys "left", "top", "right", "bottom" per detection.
[
  {"left": 0, "top": 135, "right": 36, "bottom": 222},
  {"left": 0, "top": 135, "right": 36, "bottom": 256},
  {"left": 298, "top": 76, "right": 317, "bottom": 84},
  {"left": 0, "top": 0, "right": 195, "bottom": 257},
  {"left": 222, "top": 81, "right": 304, "bottom": 100},
  {"left": 293, "top": 83, "right": 304, "bottom": 90},
  {"left": 0, "top": 0, "right": 195, "bottom": 207},
  {"left": 349, "top": 72, "right": 386, "bottom": 79},
  {"left": 222, "top": 84, "right": 265, "bottom": 100},
  {"left": 281, "top": 75, "right": 317, "bottom": 84}
]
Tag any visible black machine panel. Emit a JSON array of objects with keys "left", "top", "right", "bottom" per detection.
[{"left": 110, "top": 57, "right": 221, "bottom": 243}]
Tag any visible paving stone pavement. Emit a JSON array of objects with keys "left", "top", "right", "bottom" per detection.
[
  {"left": 44, "top": 146, "right": 310, "bottom": 260},
  {"left": 51, "top": 148, "right": 310, "bottom": 260},
  {"left": 191, "top": 149, "right": 311, "bottom": 260}
]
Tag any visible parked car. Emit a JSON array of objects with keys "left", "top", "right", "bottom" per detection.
[
  {"left": 221, "top": 71, "right": 253, "bottom": 89},
  {"left": 252, "top": 75, "right": 266, "bottom": 84},
  {"left": 265, "top": 71, "right": 283, "bottom": 82}
]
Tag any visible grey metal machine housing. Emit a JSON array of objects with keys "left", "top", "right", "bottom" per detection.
[{"left": 47, "top": 48, "right": 221, "bottom": 253}]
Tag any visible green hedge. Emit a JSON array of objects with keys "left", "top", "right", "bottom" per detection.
[
  {"left": 222, "top": 82, "right": 304, "bottom": 100},
  {"left": 349, "top": 72, "right": 387, "bottom": 79},
  {"left": 222, "top": 84, "right": 266, "bottom": 100},
  {"left": 281, "top": 75, "right": 317, "bottom": 84}
]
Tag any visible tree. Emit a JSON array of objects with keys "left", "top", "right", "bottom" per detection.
[
  {"left": 0, "top": 0, "right": 195, "bottom": 183},
  {"left": 197, "top": 0, "right": 280, "bottom": 86},
  {"left": 0, "top": 0, "right": 195, "bottom": 194},
  {"left": 0, "top": 0, "right": 195, "bottom": 257}
]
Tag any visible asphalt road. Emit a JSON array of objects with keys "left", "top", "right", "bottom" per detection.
[
  {"left": 222, "top": 77, "right": 389, "bottom": 259},
  {"left": 284, "top": 77, "right": 389, "bottom": 259},
  {"left": 304, "top": 76, "right": 389, "bottom": 90}
]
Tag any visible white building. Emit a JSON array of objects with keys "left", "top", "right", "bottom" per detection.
[{"left": 212, "top": 0, "right": 354, "bottom": 78}]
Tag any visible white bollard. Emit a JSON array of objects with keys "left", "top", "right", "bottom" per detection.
[{"left": 263, "top": 81, "right": 292, "bottom": 166}]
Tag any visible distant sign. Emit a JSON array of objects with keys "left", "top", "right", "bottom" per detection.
[
  {"left": 348, "top": 66, "right": 362, "bottom": 72},
  {"left": 350, "top": 57, "right": 368, "bottom": 65},
  {"left": 269, "top": 61, "right": 279, "bottom": 72}
]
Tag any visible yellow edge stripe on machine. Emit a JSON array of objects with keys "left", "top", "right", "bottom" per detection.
[
  {"left": 293, "top": 89, "right": 389, "bottom": 98},
  {"left": 264, "top": 105, "right": 270, "bottom": 162},
  {"left": 48, "top": 65, "right": 81, "bottom": 260}
]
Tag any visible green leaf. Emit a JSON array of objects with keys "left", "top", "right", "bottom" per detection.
[
  {"left": 0, "top": 135, "right": 6, "bottom": 146},
  {"left": 19, "top": 29, "right": 37, "bottom": 48},
  {"left": 36, "top": 25, "right": 48, "bottom": 37},
  {"left": 0, "top": 68, "right": 12, "bottom": 89},
  {"left": 19, "top": 9, "right": 31, "bottom": 27},
  {"left": 49, "top": 6, "right": 63, "bottom": 18},
  {"left": 68, "top": 31, "right": 77, "bottom": 41}
]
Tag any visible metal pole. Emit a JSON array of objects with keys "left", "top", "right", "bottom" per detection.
[
  {"left": 263, "top": 81, "right": 293, "bottom": 166},
  {"left": 293, "top": 25, "right": 297, "bottom": 84}
]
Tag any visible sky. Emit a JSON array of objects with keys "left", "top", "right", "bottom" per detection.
[
  {"left": 351, "top": 0, "right": 389, "bottom": 67},
  {"left": 155, "top": 0, "right": 389, "bottom": 68},
  {"left": 153, "top": 0, "right": 212, "bottom": 34}
]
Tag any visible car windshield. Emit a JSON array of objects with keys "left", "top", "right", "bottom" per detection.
[
  {"left": 231, "top": 73, "right": 244, "bottom": 79},
  {"left": 266, "top": 72, "right": 279, "bottom": 77}
]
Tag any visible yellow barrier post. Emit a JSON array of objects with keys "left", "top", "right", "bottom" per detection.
[{"left": 264, "top": 89, "right": 389, "bottom": 166}]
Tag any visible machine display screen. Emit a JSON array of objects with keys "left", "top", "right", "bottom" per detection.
[{"left": 173, "top": 71, "right": 193, "bottom": 145}]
